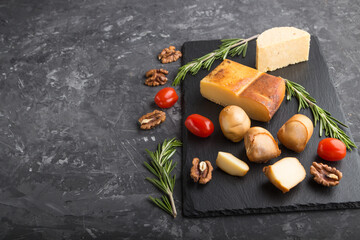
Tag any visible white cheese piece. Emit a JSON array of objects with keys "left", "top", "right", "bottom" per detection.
[
  {"left": 263, "top": 157, "right": 306, "bottom": 193},
  {"left": 216, "top": 152, "right": 249, "bottom": 177},
  {"left": 256, "top": 27, "right": 311, "bottom": 72}
]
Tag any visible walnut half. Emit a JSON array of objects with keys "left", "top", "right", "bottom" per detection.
[
  {"left": 310, "top": 162, "right": 343, "bottom": 187},
  {"left": 158, "top": 46, "right": 182, "bottom": 64},
  {"left": 190, "top": 158, "right": 213, "bottom": 184},
  {"left": 145, "top": 69, "right": 168, "bottom": 86},
  {"left": 138, "top": 110, "right": 166, "bottom": 130}
]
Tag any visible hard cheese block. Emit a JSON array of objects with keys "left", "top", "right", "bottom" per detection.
[
  {"left": 256, "top": 27, "right": 310, "bottom": 72},
  {"left": 200, "top": 59, "right": 285, "bottom": 122},
  {"left": 263, "top": 157, "right": 306, "bottom": 193}
]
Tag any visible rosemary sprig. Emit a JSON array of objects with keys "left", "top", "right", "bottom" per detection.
[
  {"left": 285, "top": 79, "right": 356, "bottom": 150},
  {"left": 172, "top": 34, "right": 259, "bottom": 86},
  {"left": 144, "top": 138, "right": 182, "bottom": 217}
]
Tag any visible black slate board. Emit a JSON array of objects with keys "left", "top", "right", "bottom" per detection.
[{"left": 181, "top": 36, "right": 360, "bottom": 217}]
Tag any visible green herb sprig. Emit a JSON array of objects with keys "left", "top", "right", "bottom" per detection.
[
  {"left": 285, "top": 79, "right": 356, "bottom": 150},
  {"left": 144, "top": 138, "right": 182, "bottom": 217},
  {"left": 172, "top": 34, "right": 259, "bottom": 86}
]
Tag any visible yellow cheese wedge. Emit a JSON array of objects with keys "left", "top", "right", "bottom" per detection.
[
  {"left": 256, "top": 27, "right": 311, "bottom": 72},
  {"left": 200, "top": 59, "right": 285, "bottom": 122},
  {"left": 263, "top": 157, "right": 306, "bottom": 193},
  {"left": 216, "top": 151, "right": 249, "bottom": 177}
]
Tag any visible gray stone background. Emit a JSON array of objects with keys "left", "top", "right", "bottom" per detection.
[{"left": 0, "top": 0, "right": 359, "bottom": 239}]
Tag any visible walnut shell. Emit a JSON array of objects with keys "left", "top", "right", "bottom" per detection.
[
  {"left": 158, "top": 46, "right": 182, "bottom": 64},
  {"left": 145, "top": 69, "right": 168, "bottom": 86},
  {"left": 190, "top": 158, "right": 213, "bottom": 184},
  {"left": 138, "top": 110, "right": 166, "bottom": 129},
  {"left": 310, "top": 162, "right": 342, "bottom": 187}
]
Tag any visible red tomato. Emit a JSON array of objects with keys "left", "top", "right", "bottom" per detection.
[
  {"left": 185, "top": 114, "right": 214, "bottom": 138},
  {"left": 317, "top": 138, "right": 347, "bottom": 161},
  {"left": 154, "top": 87, "right": 178, "bottom": 108}
]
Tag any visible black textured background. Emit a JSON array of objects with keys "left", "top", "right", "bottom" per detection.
[{"left": 0, "top": 0, "right": 359, "bottom": 239}]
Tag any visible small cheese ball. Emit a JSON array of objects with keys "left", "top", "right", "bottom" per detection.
[
  {"left": 219, "top": 105, "right": 251, "bottom": 142},
  {"left": 277, "top": 114, "right": 313, "bottom": 153},
  {"left": 244, "top": 127, "right": 281, "bottom": 163}
]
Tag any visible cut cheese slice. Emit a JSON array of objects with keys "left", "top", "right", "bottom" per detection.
[
  {"left": 256, "top": 27, "right": 311, "bottom": 72},
  {"left": 263, "top": 157, "right": 306, "bottom": 193},
  {"left": 200, "top": 59, "right": 285, "bottom": 122},
  {"left": 216, "top": 151, "right": 249, "bottom": 177}
]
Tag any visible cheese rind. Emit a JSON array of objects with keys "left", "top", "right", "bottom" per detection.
[
  {"left": 244, "top": 127, "right": 281, "bottom": 163},
  {"left": 277, "top": 114, "right": 314, "bottom": 152},
  {"left": 263, "top": 157, "right": 306, "bottom": 193},
  {"left": 200, "top": 60, "right": 285, "bottom": 122},
  {"left": 256, "top": 27, "right": 311, "bottom": 72},
  {"left": 219, "top": 105, "right": 251, "bottom": 142}
]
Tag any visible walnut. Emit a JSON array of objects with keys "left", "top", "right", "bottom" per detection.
[
  {"left": 138, "top": 110, "right": 166, "bottom": 130},
  {"left": 158, "top": 46, "right": 182, "bottom": 64},
  {"left": 145, "top": 69, "right": 168, "bottom": 86},
  {"left": 310, "top": 162, "right": 343, "bottom": 187},
  {"left": 190, "top": 158, "right": 213, "bottom": 184}
]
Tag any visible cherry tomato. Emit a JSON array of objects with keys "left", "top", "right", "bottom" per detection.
[
  {"left": 185, "top": 114, "right": 214, "bottom": 138},
  {"left": 154, "top": 87, "right": 178, "bottom": 108},
  {"left": 317, "top": 138, "right": 346, "bottom": 161}
]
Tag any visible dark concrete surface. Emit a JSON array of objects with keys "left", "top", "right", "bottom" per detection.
[{"left": 0, "top": 0, "right": 359, "bottom": 239}]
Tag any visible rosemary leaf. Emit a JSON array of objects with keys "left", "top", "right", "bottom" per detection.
[
  {"left": 144, "top": 138, "right": 182, "bottom": 218},
  {"left": 149, "top": 196, "right": 172, "bottom": 216},
  {"left": 172, "top": 34, "right": 259, "bottom": 86}
]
